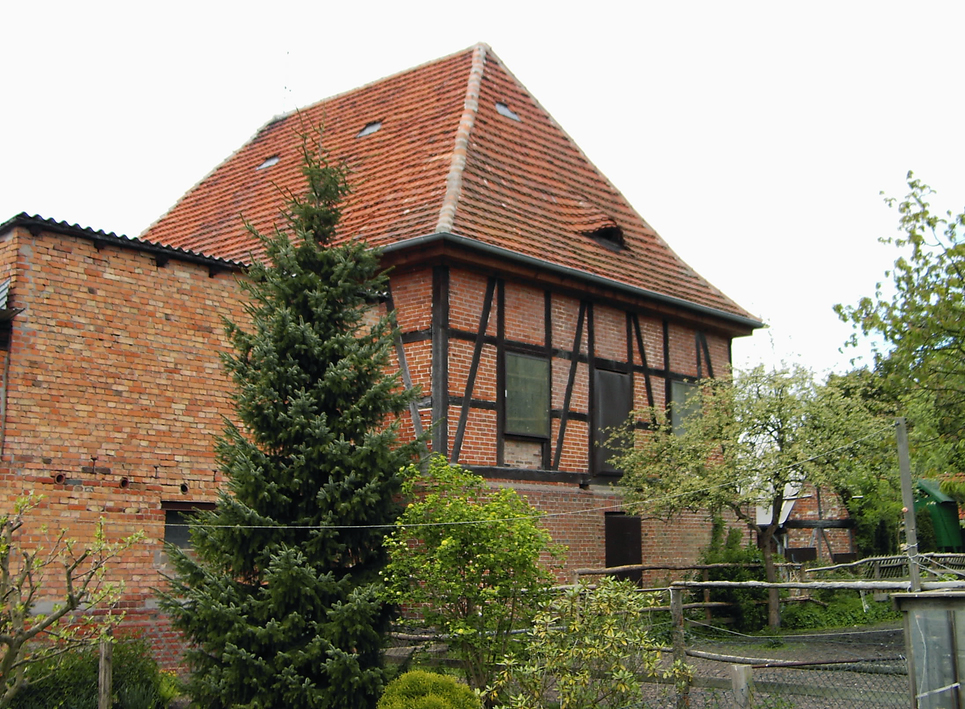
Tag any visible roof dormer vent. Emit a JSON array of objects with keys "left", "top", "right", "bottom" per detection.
[
  {"left": 495, "top": 102, "right": 521, "bottom": 122},
  {"left": 357, "top": 121, "right": 382, "bottom": 138},
  {"left": 586, "top": 225, "right": 625, "bottom": 251},
  {"left": 256, "top": 156, "right": 279, "bottom": 171}
]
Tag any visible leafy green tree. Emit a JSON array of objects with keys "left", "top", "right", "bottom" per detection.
[
  {"left": 489, "top": 576, "right": 667, "bottom": 709},
  {"left": 0, "top": 495, "right": 140, "bottom": 709},
  {"left": 382, "top": 457, "right": 560, "bottom": 694},
  {"left": 836, "top": 172, "right": 965, "bottom": 473},
  {"left": 160, "top": 136, "right": 423, "bottom": 709},
  {"left": 613, "top": 365, "right": 890, "bottom": 629}
]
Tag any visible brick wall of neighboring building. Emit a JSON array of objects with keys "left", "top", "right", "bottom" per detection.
[
  {"left": 784, "top": 485, "right": 854, "bottom": 562},
  {"left": 0, "top": 224, "right": 254, "bottom": 667}
]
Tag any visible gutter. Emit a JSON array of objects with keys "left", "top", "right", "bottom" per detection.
[{"left": 383, "top": 231, "right": 764, "bottom": 331}]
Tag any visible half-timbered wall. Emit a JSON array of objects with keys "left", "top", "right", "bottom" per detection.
[
  {"left": 416, "top": 264, "right": 732, "bottom": 474},
  {"left": 386, "top": 263, "right": 737, "bottom": 582}
]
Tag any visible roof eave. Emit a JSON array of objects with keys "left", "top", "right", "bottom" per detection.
[
  {"left": 0, "top": 214, "right": 245, "bottom": 273},
  {"left": 382, "top": 232, "right": 763, "bottom": 333}
]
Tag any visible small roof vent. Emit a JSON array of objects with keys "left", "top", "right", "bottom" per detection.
[
  {"left": 256, "top": 156, "right": 279, "bottom": 171},
  {"left": 357, "top": 121, "right": 382, "bottom": 138},
  {"left": 495, "top": 102, "right": 521, "bottom": 122},
  {"left": 586, "top": 225, "right": 625, "bottom": 251}
]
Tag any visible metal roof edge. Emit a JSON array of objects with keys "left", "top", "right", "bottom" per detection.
[
  {"left": 0, "top": 214, "right": 245, "bottom": 272},
  {"left": 382, "top": 232, "right": 764, "bottom": 331}
]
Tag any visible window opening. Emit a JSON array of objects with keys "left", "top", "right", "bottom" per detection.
[
  {"left": 357, "top": 121, "right": 382, "bottom": 138},
  {"left": 495, "top": 102, "right": 521, "bottom": 122},
  {"left": 593, "top": 368, "right": 632, "bottom": 475},
  {"left": 505, "top": 352, "right": 550, "bottom": 438},
  {"left": 163, "top": 501, "right": 215, "bottom": 549},
  {"left": 670, "top": 380, "right": 700, "bottom": 436},
  {"left": 586, "top": 225, "right": 625, "bottom": 251}
]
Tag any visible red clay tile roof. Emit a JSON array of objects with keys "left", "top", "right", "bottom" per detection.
[{"left": 143, "top": 44, "right": 758, "bottom": 326}]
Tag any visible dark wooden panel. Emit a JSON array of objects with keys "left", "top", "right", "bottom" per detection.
[
  {"left": 593, "top": 368, "right": 632, "bottom": 475},
  {"left": 606, "top": 512, "right": 642, "bottom": 584},
  {"left": 431, "top": 266, "right": 450, "bottom": 455}
]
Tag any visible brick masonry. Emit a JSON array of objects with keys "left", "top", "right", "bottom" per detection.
[{"left": 0, "top": 222, "right": 747, "bottom": 667}]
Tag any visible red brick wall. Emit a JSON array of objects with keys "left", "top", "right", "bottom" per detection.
[
  {"left": 0, "top": 228, "right": 740, "bottom": 668},
  {"left": 0, "top": 226, "right": 257, "bottom": 667}
]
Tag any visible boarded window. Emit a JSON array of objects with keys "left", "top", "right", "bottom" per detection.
[
  {"left": 593, "top": 368, "right": 632, "bottom": 475},
  {"left": 505, "top": 352, "right": 550, "bottom": 438},
  {"left": 605, "top": 512, "right": 642, "bottom": 584}
]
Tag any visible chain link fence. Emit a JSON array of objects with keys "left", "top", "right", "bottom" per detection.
[
  {"left": 387, "top": 604, "right": 910, "bottom": 708},
  {"left": 675, "top": 623, "right": 908, "bottom": 708}
]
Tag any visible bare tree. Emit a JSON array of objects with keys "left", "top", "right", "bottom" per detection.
[{"left": 0, "top": 495, "right": 140, "bottom": 708}]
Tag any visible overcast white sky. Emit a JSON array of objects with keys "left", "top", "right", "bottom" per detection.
[{"left": 3, "top": 1, "right": 963, "bottom": 377}]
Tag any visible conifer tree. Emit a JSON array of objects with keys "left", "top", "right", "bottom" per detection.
[{"left": 160, "top": 136, "right": 423, "bottom": 709}]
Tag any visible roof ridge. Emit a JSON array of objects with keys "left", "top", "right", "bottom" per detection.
[{"left": 435, "top": 43, "right": 488, "bottom": 234}]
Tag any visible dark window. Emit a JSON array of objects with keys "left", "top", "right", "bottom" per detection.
[
  {"left": 605, "top": 512, "right": 642, "bottom": 584},
  {"left": 586, "top": 225, "right": 625, "bottom": 251},
  {"left": 162, "top": 502, "right": 215, "bottom": 549},
  {"left": 670, "top": 380, "right": 700, "bottom": 435},
  {"left": 164, "top": 510, "right": 192, "bottom": 549},
  {"left": 593, "top": 368, "right": 632, "bottom": 475},
  {"left": 505, "top": 352, "right": 550, "bottom": 438}
]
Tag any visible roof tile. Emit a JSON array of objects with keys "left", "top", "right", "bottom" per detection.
[{"left": 143, "top": 44, "right": 756, "bottom": 323}]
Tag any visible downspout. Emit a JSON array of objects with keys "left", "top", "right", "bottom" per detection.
[{"left": 0, "top": 345, "right": 9, "bottom": 461}]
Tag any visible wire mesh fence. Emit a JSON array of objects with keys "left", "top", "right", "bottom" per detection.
[
  {"left": 677, "top": 623, "right": 908, "bottom": 709},
  {"left": 387, "top": 604, "right": 910, "bottom": 709}
]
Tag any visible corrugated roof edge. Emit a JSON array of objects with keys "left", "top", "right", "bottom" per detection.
[
  {"left": 383, "top": 231, "right": 764, "bottom": 332},
  {"left": 0, "top": 214, "right": 245, "bottom": 271}
]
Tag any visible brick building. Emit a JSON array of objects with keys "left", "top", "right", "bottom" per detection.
[{"left": 1, "top": 44, "right": 759, "bottom": 664}]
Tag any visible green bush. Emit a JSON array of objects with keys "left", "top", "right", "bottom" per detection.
[
  {"left": 378, "top": 670, "right": 480, "bottom": 709},
  {"left": 490, "top": 577, "right": 667, "bottom": 709},
  {"left": 12, "top": 639, "right": 167, "bottom": 709},
  {"left": 698, "top": 519, "right": 768, "bottom": 632},
  {"left": 781, "top": 590, "right": 900, "bottom": 630},
  {"left": 382, "top": 457, "right": 561, "bottom": 691}
]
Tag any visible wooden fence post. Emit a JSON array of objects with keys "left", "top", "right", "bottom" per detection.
[
  {"left": 98, "top": 635, "right": 113, "bottom": 709},
  {"left": 702, "top": 568, "right": 712, "bottom": 622},
  {"left": 730, "top": 664, "right": 753, "bottom": 709},
  {"left": 670, "top": 586, "right": 690, "bottom": 709}
]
